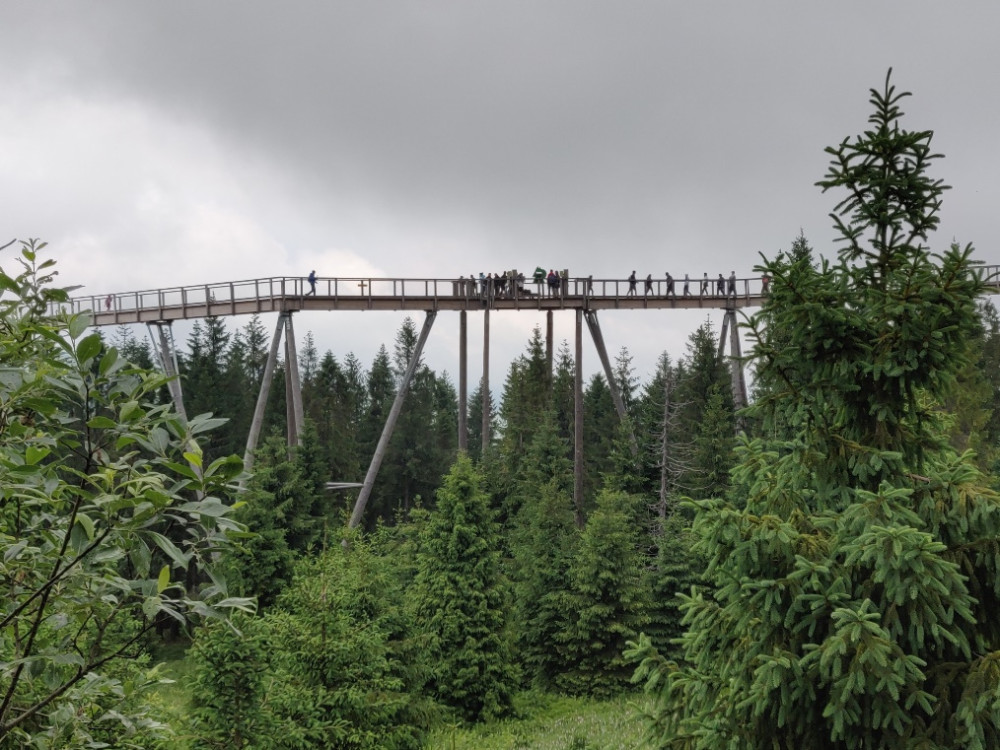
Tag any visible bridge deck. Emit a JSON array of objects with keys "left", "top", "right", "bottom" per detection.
[
  {"left": 57, "top": 267, "right": 1000, "bottom": 326},
  {"left": 64, "top": 275, "right": 768, "bottom": 326}
]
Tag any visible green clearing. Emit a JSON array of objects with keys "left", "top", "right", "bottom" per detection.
[
  {"left": 424, "top": 693, "right": 646, "bottom": 749},
  {"left": 149, "top": 649, "right": 646, "bottom": 749}
]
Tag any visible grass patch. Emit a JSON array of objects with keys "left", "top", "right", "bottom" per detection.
[
  {"left": 144, "top": 646, "right": 648, "bottom": 750},
  {"left": 146, "top": 640, "right": 195, "bottom": 742},
  {"left": 424, "top": 692, "right": 647, "bottom": 749}
]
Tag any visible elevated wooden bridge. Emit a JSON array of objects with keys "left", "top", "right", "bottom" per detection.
[
  {"left": 59, "top": 266, "right": 1000, "bottom": 527},
  {"left": 66, "top": 273, "right": 768, "bottom": 326}
]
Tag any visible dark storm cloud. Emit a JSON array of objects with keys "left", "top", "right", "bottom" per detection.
[{"left": 4, "top": 2, "right": 999, "bottom": 380}]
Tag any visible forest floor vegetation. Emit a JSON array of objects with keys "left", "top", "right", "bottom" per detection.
[{"left": 151, "top": 649, "right": 644, "bottom": 750}]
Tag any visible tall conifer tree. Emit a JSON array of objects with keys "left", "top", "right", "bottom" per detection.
[
  {"left": 629, "top": 71, "right": 1000, "bottom": 749},
  {"left": 412, "top": 454, "right": 514, "bottom": 722}
]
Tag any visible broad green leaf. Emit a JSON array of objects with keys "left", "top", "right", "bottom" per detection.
[
  {"left": 146, "top": 531, "right": 191, "bottom": 567},
  {"left": 157, "top": 565, "right": 170, "bottom": 594},
  {"left": 98, "top": 347, "right": 119, "bottom": 375},
  {"left": 76, "top": 333, "right": 103, "bottom": 363},
  {"left": 25, "top": 445, "right": 51, "bottom": 465},
  {"left": 86, "top": 416, "right": 118, "bottom": 429},
  {"left": 68, "top": 314, "right": 91, "bottom": 340},
  {"left": 0, "top": 272, "right": 18, "bottom": 293},
  {"left": 75, "top": 513, "right": 95, "bottom": 541},
  {"left": 120, "top": 400, "right": 143, "bottom": 421},
  {"left": 142, "top": 595, "right": 161, "bottom": 619}
]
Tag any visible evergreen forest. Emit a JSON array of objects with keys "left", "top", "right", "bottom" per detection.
[{"left": 3, "top": 72, "right": 1000, "bottom": 749}]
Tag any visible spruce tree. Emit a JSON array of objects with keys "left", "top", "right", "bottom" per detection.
[
  {"left": 629, "top": 71, "right": 1000, "bottom": 749},
  {"left": 509, "top": 477, "right": 579, "bottom": 691},
  {"left": 411, "top": 454, "right": 514, "bottom": 722},
  {"left": 557, "top": 487, "right": 651, "bottom": 698}
]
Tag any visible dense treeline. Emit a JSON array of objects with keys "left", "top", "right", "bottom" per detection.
[{"left": 5, "top": 71, "right": 1000, "bottom": 748}]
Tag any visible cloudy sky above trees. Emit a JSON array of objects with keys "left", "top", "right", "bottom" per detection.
[{"left": 4, "top": 3, "right": 997, "bottom": 382}]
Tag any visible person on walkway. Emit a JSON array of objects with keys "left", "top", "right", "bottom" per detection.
[
  {"left": 307, "top": 270, "right": 317, "bottom": 295},
  {"left": 104, "top": 294, "right": 112, "bottom": 311},
  {"left": 717, "top": 273, "right": 725, "bottom": 296},
  {"left": 761, "top": 274, "right": 771, "bottom": 295},
  {"left": 728, "top": 271, "right": 736, "bottom": 297},
  {"left": 547, "top": 269, "right": 558, "bottom": 296},
  {"left": 627, "top": 270, "right": 637, "bottom": 296},
  {"left": 701, "top": 273, "right": 709, "bottom": 296},
  {"left": 666, "top": 272, "right": 675, "bottom": 298},
  {"left": 683, "top": 273, "right": 691, "bottom": 296},
  {"left": 533, "top": 266, "right": 546, "bottom": 288},
  {"left": 645, "top": 273, "right": 653, "bottom": 295}
]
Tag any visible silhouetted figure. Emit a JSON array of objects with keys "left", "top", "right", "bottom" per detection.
[
  {"left": 728, "top": 271, "right": 736, "bottom": 297},
  {"left": 666, "top": 272, "right": 675, "bottom": 297},
  {"left": 645, "top": 273, "right": 653, "bottom": 295},
  {"left": 627, "top": 270, "right": 637, "bottom": 296},
  {"left": 701, "top": 273, "right": 709, "bottom": 296},
  {"left": 683, "top": 273, "right": 691, "bottom": 296},
  {"left": 307, "top": 270, "right": 317, "bottom": 295},
  {"left": 717, "top": 273, "right": 725, "bottom": 296}
]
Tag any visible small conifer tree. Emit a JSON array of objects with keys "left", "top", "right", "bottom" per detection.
[
  {"left": 412, "top": 454, "right": 515, "bottom": 722},
  {"left": 557, "top": 488, "right": 651, "bottom": 698}
]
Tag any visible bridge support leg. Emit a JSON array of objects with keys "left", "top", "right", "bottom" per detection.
[
  {"left": 719, "top": 309, "right": 747, "bottom": 432},
  {"left": 459, "top": 310, "right": 467, "bottom": 451},
  {"left": 349, "top": 310, "right": 437, "bottom": 529},
  {"left": 583, "top": 310, "right": 638, "bottom": 456},
  {"left": 284, "top": 313, "right": 305, "bottom": 449},
  {"left": 546, "top": 310, "right": 553, "bottom": 377},
  {"left": 148, "top": 321, "right": 203, "bottom": 492},
  {"left": 725, "top": 308, "right": 748, "bottom": 421},
  {"left": 574, "top": 309, "right": 584, "bottom": 528},
  {"left": 243, "top": 313, "right": 285, "bottom": 474},
  {"left": 482, "top": 308, "right": 490, "bottom": 454},
  {"left": 147, "top": 322, "right": 188, "bottom": 423}
]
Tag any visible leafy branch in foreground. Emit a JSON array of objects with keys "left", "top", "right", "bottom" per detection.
[{"left": 0, "top": 239, "right": 253, "bottom": 747}]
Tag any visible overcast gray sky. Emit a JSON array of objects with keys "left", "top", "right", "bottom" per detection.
[{"left": 4, "top": 3, "right": 998, "bottom": 386}]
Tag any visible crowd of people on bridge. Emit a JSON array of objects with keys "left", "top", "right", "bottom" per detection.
[
  {"left": 453, "top": 269, "right": 770, "bottom": 304},
  {"left": 302, "top": 268, "right": 770, "bottom": 302}
]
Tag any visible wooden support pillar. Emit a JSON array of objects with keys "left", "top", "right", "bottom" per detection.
[
  {"left": 574, "top": 309, "right": 584, "bottom": 528},
  {"left": 583, "top": 310, "right": 638, "bottom": 456},
  {"left": 244, "top": 313, "right": 285, "bottom": 474},
  {"left": 284, "top": 313, "right": 305, "bottom": 448},
  {"left": 727, "top": 308, "right": 748, "bottom": 418},
  {"left": 658, "top": 365, "right": 674, "bottom": 519},
  {"left": 459, "top": 310, "right": 467, "bottom": 452},
  {"left": 349, "top": 310, "right": 437, "bottom": 529},
  {"left": 148, "top": 321, "right": 202, "bottom": 492},
  {"left": 148, "top": 322, "right": 188, "bottom": 424},
  {"left": 482, "top": 308, "right": 490, "bottom": 454},
  {"left": 718, "top": 310, "right": 730, "bottom": 361},
  {"left": 546, "top": 309, "right": 554, "bottom": 378}
]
